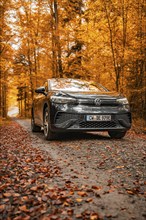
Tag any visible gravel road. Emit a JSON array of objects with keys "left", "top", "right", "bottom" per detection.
[{"left": 15, "top": 119, "right": 146, "bottom": 220}]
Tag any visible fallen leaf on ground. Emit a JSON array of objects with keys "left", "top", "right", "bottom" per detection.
[
  {"left": 76, "top": 198, "right": 83, "bottom": 202},
  {"left": 77, "top": 191, "right": 87, "bottom": 196}
]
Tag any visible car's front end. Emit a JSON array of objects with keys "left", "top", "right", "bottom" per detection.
[
  {"left": 49, "top": 91, "right": 131, "bottom": 134},
  {"left": 33, "top": 78, "right": 132, "bottom": 139}
]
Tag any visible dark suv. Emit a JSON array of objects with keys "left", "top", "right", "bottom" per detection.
[{"left": 31, "top": 78, "right": 132, "bottom": 140}]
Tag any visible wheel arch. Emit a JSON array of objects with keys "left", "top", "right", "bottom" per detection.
[{"left": 43, "top": 103, "right": 48, "bottom": 119}]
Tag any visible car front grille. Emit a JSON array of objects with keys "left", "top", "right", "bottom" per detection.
[
  {"left": 79, "top": 121, "right": 117, "bottom": 128},
  {"left": 78, "top": 99, "right": 119, "bottom": 107}
]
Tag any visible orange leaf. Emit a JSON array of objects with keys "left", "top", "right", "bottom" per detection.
[
  {"left": 76, "top": 214, "right": 82, "bottom": 218},
  {"left": 92, "top": 186, "right": 101, "bottom": 190},
  {"left": 90, "top": 213, "right": 99, "bottom": 220},
  {"left": 0, "top": 204, "right": 5, "bottom": 212},
  {"left": 63, "top": 201, "right": 69, "bottom": 206},
  {"left": 77, "top": 191, "right": 87, "bottom": 196},
  {"left": 86, "top": 198, "right": 93, "bottom": 202},
  {"left": 69, "top": 191, "right": 74, "bottom": 195},
  {"left": 13, "top": 193, "right": 21, "bottom": 197},
  {"left": 116, "top": 166, "right": 124, "bottom": 169},
  {"left": 3, "top": 192, "right": 12, "bottom": 197},
  {"left": 21, "top": 196, "right": 29, "bottom": 201},
  {"left": 76, "top": 198, "right": 83, "bottom": 202},
  {"left": 127, "top": 190, "right": 134, "bottom": 195},
  {"left": 25, "top": 158, "right": 31, "bottom": 163},
  {"left": 19, "top": 205, "right": 29, "bottom": 212},
  {"left": 30, "top": 186, "right": 38, "bottom": 191},
  {"left": 67, "top": 208, "right": 74, "bottom": 214}
]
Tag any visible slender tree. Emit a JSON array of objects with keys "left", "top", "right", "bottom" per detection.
[{"left": 0, "top": 0, "right": 12, "bottom": 117}]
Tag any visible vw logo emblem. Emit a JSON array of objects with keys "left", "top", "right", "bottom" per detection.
[{"left": 94, "top": 98, "right": 101, "bottom": 106}]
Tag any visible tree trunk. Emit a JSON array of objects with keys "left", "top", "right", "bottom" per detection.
[
  {"left": 103, "top": 0, "right": 119, "bottom": 91},
  {"left": 49, "top": 0, "right": 63, "bottom": 77}
]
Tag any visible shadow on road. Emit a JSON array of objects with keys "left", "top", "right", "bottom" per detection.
[
  {"left": 56, "top": 131, "right": 111, "bottom": 141},
  {"left": 32, "top": 130, "right": 117, "bottom": 142}
]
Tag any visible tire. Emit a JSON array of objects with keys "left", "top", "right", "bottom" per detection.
[
  {"left": 43, "top": 107, "right": 55, "bottom": 140},
  {"left": 108, "top": 130, "right": 127, "bottom": 139},
  {"left": 31, "top": 114, "right": 41, "bottom": 132}
]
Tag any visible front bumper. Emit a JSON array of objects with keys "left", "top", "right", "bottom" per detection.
[{"left": 50, "top": 105, "right": 132, "bottom": 132}]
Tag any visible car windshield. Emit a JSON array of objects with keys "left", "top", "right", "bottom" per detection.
[{"left": 49, "top": 78, "right": 107, "bottom": 92}]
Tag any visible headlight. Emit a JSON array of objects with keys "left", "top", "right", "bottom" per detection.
[
  {"left": 117, "top": 98, "right": 130, "bottom": 110},
  {"left": 117, "top": 98, "right": 129, "bottom": 105},
  {"left": 51, "top": 96, "right": 77, "bottom": 104}
]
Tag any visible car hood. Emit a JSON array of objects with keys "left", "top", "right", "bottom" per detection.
[{"left": 54, "top": 90, "right": 122, "bottom": 99}]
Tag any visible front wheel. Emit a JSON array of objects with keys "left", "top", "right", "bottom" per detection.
[
  {"left": 108, "top": 130, "right": 127, "bottom": 139},
  {"left": 43, "top": 108, "right": 55, "bottom": 140},
  {"left": 31, "top": 114, "right": 41, "bottom": 132}
]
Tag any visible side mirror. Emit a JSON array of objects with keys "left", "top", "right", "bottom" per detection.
[{"left": 35, "top": 87, "right": 46, "bottom": 95}]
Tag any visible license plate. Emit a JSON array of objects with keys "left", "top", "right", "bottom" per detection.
[{"left": 86, "top": 115, "right": 111, "bottom": 121}]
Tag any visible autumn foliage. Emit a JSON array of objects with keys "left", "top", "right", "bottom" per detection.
[{"left": 0, "top": 0, "right": 145, "bottom": 129}]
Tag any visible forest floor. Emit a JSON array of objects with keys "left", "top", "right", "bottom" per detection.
[{"left": 0, "top": 119, "right": 146, "bottom": 220}]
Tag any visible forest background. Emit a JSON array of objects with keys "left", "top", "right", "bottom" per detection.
[{"left": 0, "top": 0, "right": 146, "bottom": 131}]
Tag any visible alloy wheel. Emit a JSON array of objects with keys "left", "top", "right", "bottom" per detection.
[{"left": 44, "top": 111, "right": 49, "bottom": 137}]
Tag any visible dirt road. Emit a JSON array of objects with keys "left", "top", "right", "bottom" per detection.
[{"left": 1, "top": 119, "right": 146, "bottom": 219}]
